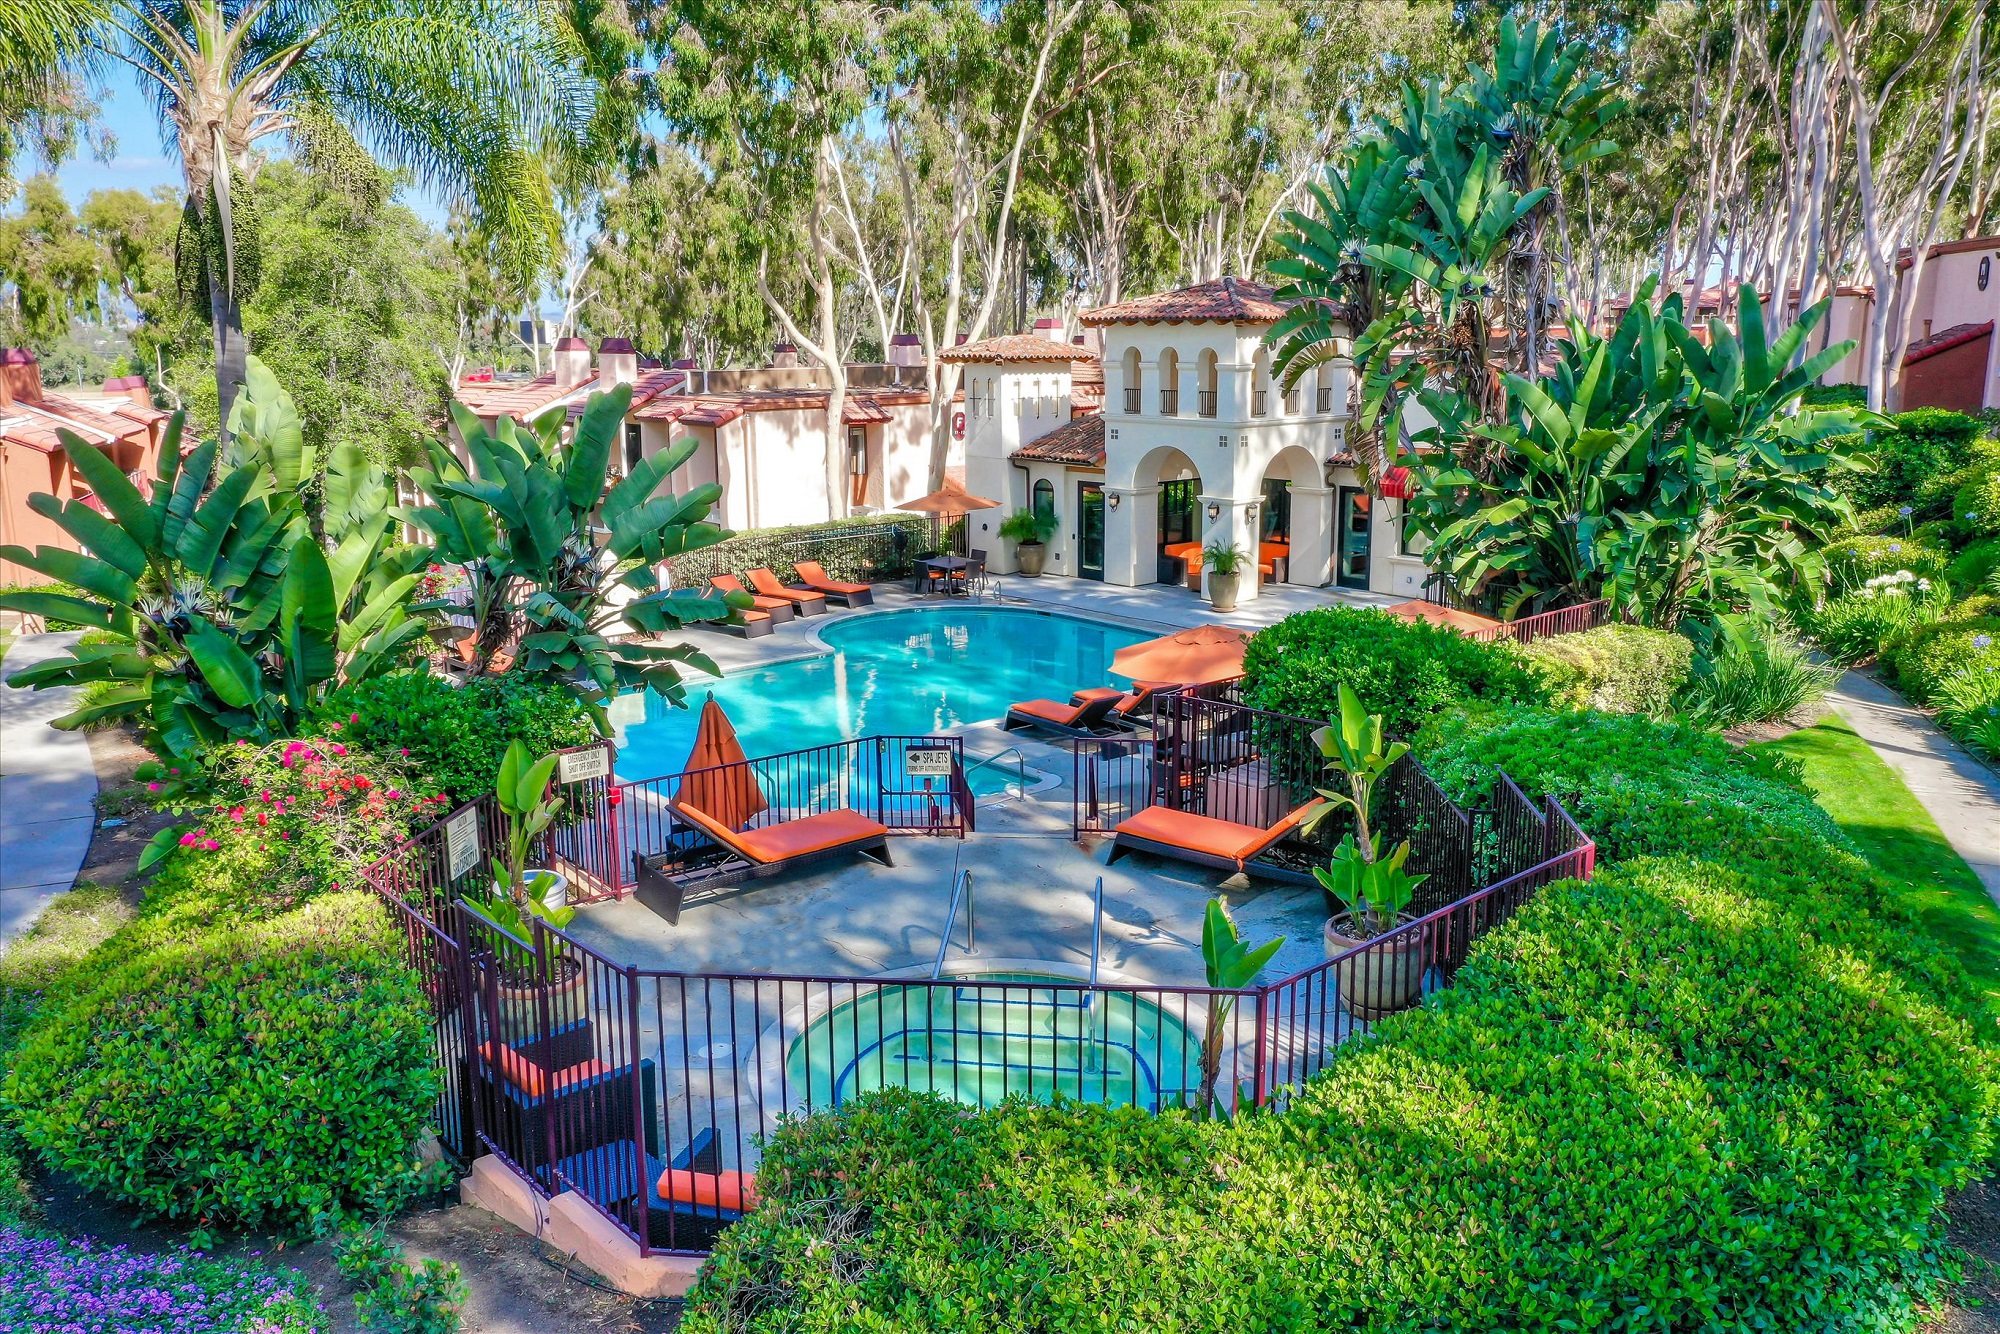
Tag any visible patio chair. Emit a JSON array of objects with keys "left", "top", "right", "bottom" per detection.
[
  {"left": 954, "top": 549, "right": 990, "bottom": 598},
  {"left": 667, "top": 797, "right": 895, "bottom": 878},
  {"left": 790, "top": 560, "right": 875, "bottom": 607},
  {"left": 1104, "top": 800, "right": 1316, "bottom": 876},
  {"left": 747, "top": 567, "right": 829, "bottom": 615},
  {"left": 1069, "top": 679, "right": 1175, "bottom": 725},
  {"left": 708, "top": 573, "right": 796, "bottom": 624},
  {"left": 694, "top": 606, "right": 774, "bottom": 638},
  {"left": 1002, "top": 693, "right": 1122, "bottom": 737}
]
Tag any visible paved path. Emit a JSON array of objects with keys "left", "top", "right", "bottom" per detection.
[
  {"left": 1831, "top": 669, "right": 2000, "bottom": 905},
  {"left": 0, "top": 631, "right": 98, "bottom": 941}
]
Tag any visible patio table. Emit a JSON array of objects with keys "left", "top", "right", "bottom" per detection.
[{"left": 916, "top": 555, "right": 968, "bottom": 596}]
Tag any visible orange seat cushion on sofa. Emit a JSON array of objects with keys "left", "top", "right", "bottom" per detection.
[
  {"left": 657, "top": 1167, "right": 760, "bottom": 1213},
  {"left": 479, "top": 1042, "right": 611, "bottom": 1098},
  {"left": 1114, "top": 804, "right": 1311, "bottom": 868}
]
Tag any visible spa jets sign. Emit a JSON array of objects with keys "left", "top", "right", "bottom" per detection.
[{"left": 905, "top": 747, "right": 954, "bottom": 779}]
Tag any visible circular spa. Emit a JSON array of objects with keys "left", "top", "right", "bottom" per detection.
[
  {"left": 609, "top": 605, "right": 1153, "bottom": 789},
  {"left": 782, "top": 971, "right": 1205, "bottom": 1112}
]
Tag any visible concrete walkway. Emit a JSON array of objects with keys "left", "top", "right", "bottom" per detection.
[
  {"left": 0, "top": 631, "right": 98, "bottom": 941},
  {"left": 1831, "top": 669, "right": 2000, "bottom": 904}
]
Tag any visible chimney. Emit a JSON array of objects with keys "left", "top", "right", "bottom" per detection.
[
  {"left": 1033, "top": 316, "right": 1065, "bottom": 343},
  {"left": 551, "top": 336, "right": 591, "bottom": 389},
  {"left": 888, "top": 332, "right": 923, "bottom": 369},
  {"left": 1072, "top": 330, "right": 1103, "bottom": 356},
  {"left": 670, "top": 358, "right": 697, "bottom": 369},
  {"left": 103, "top": 373, "right": 152, "bottom": 412},
  {"left": 772, "top": 342, "right": 799, "bottom": 369},
  {"left": 1, "top": 348, "right": 43, "bottom": 405},
  {"left": 598, "top": 336, "right": 638, "bottom": 388}
]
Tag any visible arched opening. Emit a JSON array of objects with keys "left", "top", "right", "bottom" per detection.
[
  {"left": 1259, "top": 444, "right": 1324, "bottom": 585},
  {"left": 1251, "top": 348, "right": 1272, "bottom": 417},
  {"left": 1314, "top": 361, "right": 1336, "bottom": 415},
  {"left": 1121, "top": 347, "right": 1142, "bottom": 414},
  {"left": 1158, "top": 348, "right": 1180, "bottom": 416},
  {"left": 1128, "top": 445, "right": 1205, "bottom": 586},
  {"left": 1031, "top": 477, "right": 1055, "bottom": 527},
  {"left": 1196, "top": 349, "right": 1219, "bottom": 417}
]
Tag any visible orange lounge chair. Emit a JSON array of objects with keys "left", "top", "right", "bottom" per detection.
[
  {"left": 1003, "top": 693, "right": 1122, "bottom": 737},
  {"left": 708, "top": 573, "right": 796, "bottom": 623},
  {"left": 1105, "top": 802, "right": 1315, "bottom": 876},
  {"left": 668, "top": 797, "right": 894, "bottom": 874},
  {"left": 790, "top": 561, "right": 875, "bottom": 607},
  {"left": 747, "top": 567, "right": 829, "bottom": 614},
  {"left": 1069, "top": 679, "right": 1175, "bottom": 721}
]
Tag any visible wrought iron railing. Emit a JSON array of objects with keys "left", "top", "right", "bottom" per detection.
[
  {"left": 1198, "top": 390, "right": 1218, "bottom": 418},
  {"left": 1124, "top": 387, "right": 1141, "bottom": 414}
]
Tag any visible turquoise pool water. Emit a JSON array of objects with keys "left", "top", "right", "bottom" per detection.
[
  {"left": 785, "top": 973, "right": 1203, "bottom": 1111},
  {"left": 608, "top": 606, "right": 1153, "bottom": 783}
]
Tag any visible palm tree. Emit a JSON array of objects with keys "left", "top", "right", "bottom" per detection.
[{"left": 19, "top": 0, "right": 589, "bottom": 429}]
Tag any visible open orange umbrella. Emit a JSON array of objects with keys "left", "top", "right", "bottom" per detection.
[
  {"left": 1109, "top": 624, "right": 1251, "bottom": 685},
  {"left": 1384, "top": 600, "right": 1500, "bottom": 635},
  {"left": 673, "top": 695, "right": 768, "bottom": 831},
  {"left": 895, "top": 476, "right": 1001, "bottom": 515}
]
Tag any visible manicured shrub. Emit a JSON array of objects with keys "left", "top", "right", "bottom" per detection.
[
  {"left": 1949, "top": 538, "right": 2000, "bottom": 594},
  {"left": 1852, "top": 407, "right": 1984, "bottom": 509},
  {"left": 1673, "top": 627, "right": 1837, "bottom": 730},
  {"left": 1, "top": 1227, "right": 328, "bottom": 1332},
  {"left": 315, "top": 670, "right": 596, "bottom": 803},
  {"left": 1822, "top": 533, "right": 1952, "bottom": 591},
  {"left": 1801, "top": 383, "right": 1869, "bottom": 408},
  {"left": 1955, "top": 465, "right": 2000, "bottom": 540},
  {"left": 1242, "top": 606, "right": 1548, "bottom": 735},
  {"left": 1517, "top": 623, "right": 1691, "bottom": 714},
  {"left": 1883, "top": 616, "right": 2000, "bottom": 704},
  {"left": 1797, "top": 573, "right": 1952, "bottom": 663},
  {"left": 1844, "top": 503, "right": 1903, "bottom": 536},
  {"left": 3, "top": 890, "right": 435, "bottom": 1234}
]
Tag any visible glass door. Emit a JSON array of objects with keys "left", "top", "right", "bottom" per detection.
[
  {"left": 1157, "top": 478, "right": 1200, "bottom": 583},
  {"left": 1078, "top": 482, "right": 1106, "bottom": 580},
  {"left": 1336, "top": 487, "right": 1372, "bottom": 589}
]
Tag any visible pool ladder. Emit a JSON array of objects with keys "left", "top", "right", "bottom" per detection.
[
  {"left": 961, "top": 746, "right": 1030, "bottom": 799},
  {"left": 932, "top": 869, "right": 976, "bottom": 978}
]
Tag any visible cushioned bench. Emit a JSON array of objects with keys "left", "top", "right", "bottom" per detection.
[{"left": 1106, "top": 802, "right": 1314, "bottom": 875}]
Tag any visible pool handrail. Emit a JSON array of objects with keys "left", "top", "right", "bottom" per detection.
[
  {"left": 962, "top": 746, "right": 1030, "bottom": 799},
  {"left": 933, "top": 868, "right": 976, "bottom": 978},
  {"left": 1089, "top": 875, "right": 1105, "bottom": 989}
]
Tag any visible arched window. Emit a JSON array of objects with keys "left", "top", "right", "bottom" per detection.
[
  {"left": 1122, "top": 347, "right": 1142, "bottom": 414},
  {"left": 1158, "top": 348, "right": 1180, "bottom": 415},
  {"left": 1032, "top": 478, "right": 1055, "bottom": 526},
  {"left": 1315, "top": 362, "right": 1335, "bottom": 415},
  {"left": 1251, "top": 348, "right": 1271, "bottom": 417},
  {"left": 1196, "top": 349, "right": 1219, "bottom": 418}
]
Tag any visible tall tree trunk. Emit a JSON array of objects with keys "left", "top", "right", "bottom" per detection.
[{"left": 209, "top": 263, "right": 248, "bottom": 439}]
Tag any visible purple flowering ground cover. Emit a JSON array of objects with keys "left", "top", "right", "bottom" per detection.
[{"left": 1, "top": 1225, "right": 326, "bottom": 1333}]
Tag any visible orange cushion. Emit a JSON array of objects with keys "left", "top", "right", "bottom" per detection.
[
  {"left": 748, "top": 569, "right": 825, "bottom": 603},
  {"left": 1010, "top": 698, "right": 1083, "bottom": 724},
  {"left": 709, "top": 574, "right": 747, "bottom": 594},
  {"left": 1114, "top": 803, "right": 1311, "bottom": 868},
  {"left": 1069, "top": 686, "right": 1125, "bottom": 706},
  {"left": 658, "top": 1167, "right": 759, "bottom": 1212},
  {"left": 794, "top": 562, "right": 869, "bottom": 594},
  {"left": 480, "top": 1042, "right": 610, "bottom": 1098},
  {"left": 732, "top": 809, "right": 889, "bottom": 862}
]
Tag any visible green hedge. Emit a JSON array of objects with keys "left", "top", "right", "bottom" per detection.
[
  {"left": 665, "top": 513, "right": 942, "bottom": 589},
  {"left": 1955, "top": 466, "right": 2000, "bottom": 540},
  {"left": 1242, "top": 606, "right": 1548, "bottom": 736},
  {"left": 1883, "top": 615, "right": 2000, "bottom": 704},
  {"left": 1798, "top": 580, "right": 1952, "bottom": 664},
  {"left": 1948, "top": 538, "right": 2000, "bottom": 594},
  {"left": 1853, "top": 408, "right": 1985, "bottom": 510},
  {"left": 683, "top": 709, "right": 1997, "bottom": 1331},
  {"left": 2, "top": 862, "right": 434, "bottom": 1234},
  {"left": 1517, "top": 623, "right": 1692, "bottom": 714},
  {"left": 314, "top": 670, "right": 597, "bottom": 803}
]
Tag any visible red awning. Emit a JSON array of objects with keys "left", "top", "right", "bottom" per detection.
[{"left": 1381, "top": 466, "right": 1415, "bottom": 500}]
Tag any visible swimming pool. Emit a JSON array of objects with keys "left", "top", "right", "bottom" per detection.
[
  {"left": 609, "top": 606, "right": 1153, "bottom": 782},
  {"left": 784, "top": 972, "right": 1204, "bottom": 1111}
]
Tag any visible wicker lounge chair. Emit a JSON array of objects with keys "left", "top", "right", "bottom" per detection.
[
  {"left": 790, "top": 561, "right": 874, "bottom": 607},
  {"left": 1105, "top": 801, "right": 1315, "bottom": 875},
  {"left": 708, "top": 573, "right": 795, "bottom": 623},
  {"left": 1002, "top": 693, "right": 1122, "bottom": 737},
  {"left": 1069, "top": 679, "right": 1174, "bottom": 723},
  {"left": 747, "top": 567, "right": 829, "bottom": 614}
]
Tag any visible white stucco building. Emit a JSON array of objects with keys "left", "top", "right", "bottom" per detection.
[{"left": 954, "top": 279, "right": 1433, "bottom": 604}]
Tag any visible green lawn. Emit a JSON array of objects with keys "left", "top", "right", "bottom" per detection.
[{"left": 1754, "top": 716, "right": 2000, "bottom": 1005}]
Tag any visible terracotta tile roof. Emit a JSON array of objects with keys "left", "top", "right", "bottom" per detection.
[
  {"left": 938, "top": 333, "right": 1089, "bottom": 364},
  {"left": 563, "top": 368, "right": 689, "bottom": 419},
  {"left": 1, "top": 393, "right": 150, "bottom": 454},
  {"left": 1080, "top": 277, "right": 1295, "bottom": 327},
  {"left": 1012, "top": 414, "right": 1105, "bottom": 468},
  {"left": 456, "top": 370, "right": 599, "bottom": 420},
  {"left": 1904, "top": 320, "right": 1993, "bottom": 365},
  {"left": 841, "top": 398, "right": 891, "bottom": 425}
]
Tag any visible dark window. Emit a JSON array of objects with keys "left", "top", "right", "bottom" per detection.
[
  {"left": 1260, "top": 478, "right": 1291, "bottom": 541},
  {"left": 1032, "top": 478, "right": 1056, "bottom": 525},
  {"left": 623, "top": 423, "right": 643, "bottom": 474}
]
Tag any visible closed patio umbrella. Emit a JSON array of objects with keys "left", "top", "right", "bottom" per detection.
[
  {"left": 673, "top": 695, "right": 768, "bottom": 830},
  {"left": 1109, "top": 624, "right": 1250, "bottom": 685}
]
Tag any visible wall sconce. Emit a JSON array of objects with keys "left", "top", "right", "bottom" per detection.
[
  {"left": 1244, "top": 502, "right": 1260, "bottom": 520},
  {"left": 1106, "top": 492, "right": 1121, "bottom": 510},
  {"left": 1206, "top": 502, "right": 1222, "bottom": 521}
]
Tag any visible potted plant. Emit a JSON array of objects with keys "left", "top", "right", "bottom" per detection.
[
  {"left": 466, "top": 742, "right": 585, "bottom": 1038},
  {"left": 1203, "top": 540, "right": 1245, "bottom": 611},
  {"left": 1000, "top": 508, "right": 1058, "bottom": 576},
  {"left": 1304, "top": 684, "right": 1430, "bottom": 1019}
]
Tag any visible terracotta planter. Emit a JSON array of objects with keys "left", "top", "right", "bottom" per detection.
[
  {"left": 1323, "top": 914, "right": 1425, "bottom": 1021},
  {"left": 494, "top": 953, "right": 590, "bottom": 1042},
  {"left": 1015, "top": 541, "right": 1048, "bottom": 577},
  {"left": 1208, "top": 570, "right": 1240, "bottom": 612}
]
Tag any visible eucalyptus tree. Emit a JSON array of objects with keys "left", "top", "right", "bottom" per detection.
[{"left": 22, "top": 0, "right": 592, "bottom": 428}]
